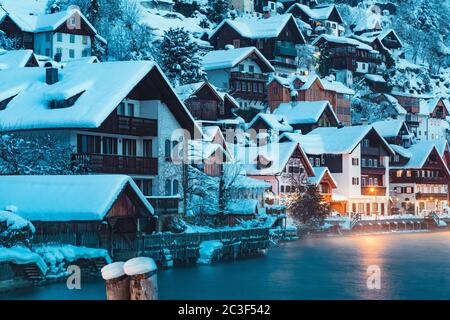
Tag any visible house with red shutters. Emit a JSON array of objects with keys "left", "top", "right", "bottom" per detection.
[
  {"left": 267, "top": 74, "right": 354, "bottom": 125},
  {"left": 207, "top": 14, "right": 306, "bottom": 74}
]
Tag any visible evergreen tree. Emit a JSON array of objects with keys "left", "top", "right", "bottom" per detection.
[
  {"left": 157, "top": 28, "right": 204, "bottom": 87},
  {"left": 206, "top": 0, "right": 229, "bottom": 25},
  {"left": 289, "top": 185, "right": 330, "bottom": 229}
]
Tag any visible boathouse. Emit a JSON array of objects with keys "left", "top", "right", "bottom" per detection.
[{"left": 0, "top": 175, "right": 156, "bottom": 259}]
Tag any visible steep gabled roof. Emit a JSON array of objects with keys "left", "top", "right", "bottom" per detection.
[
  {"left": 0, "top": 49, "right": 37, "bottom": 69},
  {"left": 301, "top": 125, "right": 394, "bottom": 155},
  {"left": 210, "top": 14, "right": 305, "bottom": 42},
  {"left": 227, "top": 141, "right": 314, "bottom": 176},
  {"left": 371, "top": 119, "right": 410, "bottom": 139},
  {"left": 287, "top": 4, "right": 344, "bottom": 24},
  {"left": 274, "top": 101, "right": 340, "bottom": 125},
  {"left": 247, "top": 113, "right": 293, "bottom": 132},
  {"left": 308, "top": 166, "right": 338, "bottom": 188},
  {"left": 0, "top": 61, "right": 201, "bottom": 136},
  {"left": 0, "top": 175, "right": 154, "bottom": 221},
  {"left": 202, "top": 46, "right": 274, "bottom": 72},
  {"left": 312, "top": 34, "right": 376, "bottom": 52},
  {"left": 391, "top": 141, "right": 450, "bottom": 174},
  {"left": 0, "top": 7, "right": 97, "bottom": 35}
]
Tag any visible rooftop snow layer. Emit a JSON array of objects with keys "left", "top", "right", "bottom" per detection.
[
  {"left": 0, "top": 175, "right": 154, "bottom": 221},
  {"left": 391, "top": 141, "right": 449, "bottom": 171},
  {"left": 371, "top": 119, "right": 409, "bottom": 138},
  {"left": 211, "top": 14, "right": 304, "bottom": 41},
  {"left": 0, "top": 246, "right": 48, "bottom": 274},
  {"left": 0, "top": 49, "right": 35, "bottom": 69},
  {"left": 247, "top": 113, "right": 293, "bottom": 132},
  {"left": 287, "top": 4, "right": 342, "bottom": 22},
  {"left": 273, "top": 101, "right": 339, "bottom": 125},
  {"left": 312, "top": 34, "right": 376, "bottom": 51},
  {"left": 308, "top": 166, "right": 337, "bottom": 187},
  {"left": 202, "top": 46, "right": 274, "bottom": 71}
]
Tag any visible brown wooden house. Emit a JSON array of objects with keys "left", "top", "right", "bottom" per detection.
[
  {"left": 207, "top": 14, "right": 305, "bottom": 73},
  {"left": 0, "top": 175, "right": 156, "bottom": 260}
]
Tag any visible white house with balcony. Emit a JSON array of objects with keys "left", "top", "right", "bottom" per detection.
[{"left": 0, "top": 60, "right": 202, "bottom": 219}]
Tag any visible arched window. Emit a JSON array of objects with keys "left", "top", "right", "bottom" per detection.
[
  {"left": 165, "top": 139, "right": 171, "bottom": 159},
  {"left": 172, "top": 180, "right": 179, "bottom": 195},
  {"left": 165, "top": 179, "right": 171, "bottom": 196}
]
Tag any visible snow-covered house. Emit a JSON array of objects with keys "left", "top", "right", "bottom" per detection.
[
  {"left": 227, "top": 141, "right": 315, "bottom": 204},
  {"left": 207, "top": 14, "right": 306, "bottom": 74},
  {"left": 286, "top": 3, "right": 344, "bottom": 38},
  {"left": 352, "top": 10, "right": 382, "bottom": 36},
  {"left": 267, "top": 74, "right": 354, "bottom": 124},
  {"left": 0, "top": 175, "right": 156, "bottom": 259},
  {"left": 312, "top": 34, "right": 382, "bottom": 85},
  {"left": 273, "top": 100, "right": 340, "bottom": 134},
  {"left": 308, "top": 166, "right": 338, "bottom": 203},
  {"left": 0, "top": 61, "right": 202, "bottom": 217},
  {"left": 416, "top": 97, "right": 450, "bottom": 142},
  {"left": 352, "top": 29, "right": 404, "bottom": 64},
  {"left": 292, "top": 125, "right": 394, "bottom": 215},
  {"left": 0, "top": 6, "right": 101, "bottom": 61},
  {"left": 202, "top": 46, "right": 275, "bottom": 110},
  {"left": 175, "top": 81, "right": 239, "bottom": 124},
  {"left": 0, "top": 49, "right": 38, "bottom": 69},
  {"left": 389, "top": 141, "right": 450, "bottom": 215},
  {"left": 372, "top": 119, "right": 413, "bottom": 148}
]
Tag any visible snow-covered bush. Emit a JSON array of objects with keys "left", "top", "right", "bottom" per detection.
[
  {"left": 0, "top": 208, "right": 35, "bottom": 248},
  {"left": 0, "top": 134, "right": 83, "bottom": 175}
]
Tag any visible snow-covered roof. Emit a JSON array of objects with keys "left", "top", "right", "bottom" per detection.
[
  {"left": 308, "top": 166, "right": 337, "bottom": 188},
  {"left": 391, "top": 141, "right": 449, "bottom": 172},
  {"left": 0, "top": 175, "right": 154, "bottom": 221},
  {"left": 300, "top": 125, "right": 394, "bottom": 155},
  {"left": 0, "top": 61, "right": 201, "bottom": 135},
  {"left": 247, "top": 113, "right": 293, "bottom": 132},
  {"left": 227, "top": 141, "right": 314, "bottom": 176},
  {"left": 353, "top": 11, "right": 381, "bottom": 33},
  {"left": 210, "top": 14, "right": 305, "bottom": 42},
  {"left": 371, "top": 119, "right": 409, "bottom": 138},
  {"left": 202, "top": 46, "right": 274, "bottom": 72},
  {"left": 287, "top": 4, "right": 343, "bottom": 23},
  {"left": 188, "top": 139, "right": 231, "bottom": 163},
  {"left": 365, "top": 74, "right": 386, "bottom": 83},
  {"left": 175, "top": 81, "right": 239, "bottom": 109},
  {"left": 0, "top": 6, "right": 97, "bottom": 34},
  {"left": 390, "top": 144, "right": 412, "bottom": 159},
  {"left": 273, "top": 101, "right": 340, "bottom": 125},
  {"left": 434, "top": 140, "right": 450, "bottom": 158},
  {"left": 376, "top": 94, "right": 407, "bottom": 115},
  {"left": 419, "top": 97, "right": 450, "bottom": 116},
  {"left": 312, "top": 34, "right": 376, "bottom": 52},
  {"left": 0, "top": 49, "right": 36, "bottom": 70},
  {"left": 270, "top": 73, "right": 354, "bottom": 95},
  {"left": 232, "top": 175, "right": 272, "bottom": 190}
]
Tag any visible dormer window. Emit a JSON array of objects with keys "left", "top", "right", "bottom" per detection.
[
  {"left": 49, "top": 91, "right": 84, "bottom": 109},
  {"left": 0, "top": 95, "right": 16, "bottom": 111}
]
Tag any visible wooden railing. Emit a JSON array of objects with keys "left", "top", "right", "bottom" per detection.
[
  {"left": 96, "top": 114, "right": 157, "bottom": 136},
  {"left": 73, "top": 154, "right": 158, "bottom": 175},
  {"left": 146, "top": 196, "right": 180, "bottom": 215},
  {"left": 230, "top": 72, "right": 268, "bottom": 81}
]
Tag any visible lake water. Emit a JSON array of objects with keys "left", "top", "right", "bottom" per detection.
[{"left": 2, "top": 231, "right": 450, "bottom": 300}]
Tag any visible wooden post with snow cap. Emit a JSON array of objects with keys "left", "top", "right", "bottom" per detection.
[
  {"left": 101, "top": 262, "right": 130, "bottom": 300},
  {"left": 124, "top": 257, "right": 158, "bottom": 300}
]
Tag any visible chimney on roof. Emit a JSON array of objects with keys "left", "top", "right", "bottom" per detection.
[{"left": 45, "top": 62, "right": 59, "bottom": 85}]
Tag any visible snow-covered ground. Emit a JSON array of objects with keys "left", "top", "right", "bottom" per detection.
[{"left": 197, "top": 240, "right": 223, "bottom": 265}]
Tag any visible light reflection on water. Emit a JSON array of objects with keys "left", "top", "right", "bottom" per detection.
[{"left": 2, "top": 231, "right": 450, "bottom": 300}]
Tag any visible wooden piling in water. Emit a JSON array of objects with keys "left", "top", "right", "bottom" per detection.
[
  {"left": 124, "top": 257, "right": 158, "bottom": 300},
  {"left": 101, "top": 262, "right": 130, "bottom": 300}
]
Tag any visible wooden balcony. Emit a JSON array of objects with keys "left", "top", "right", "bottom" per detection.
[
  {"left": 73, "top": 154, "right": 158, "bottom": 175},
  {"left": 95, "top": 114, "right": 157, "bottom": 136},
  {"left": 230, "top": 72, "right": 268, "bottom": 82},
  {"left": 270, "top": 59, "right": 298, "bottom": 71},
  {"left": 361, "top": 166, "right": 386, "bottom": 175},
  {"left": 361, "top": 186, "right": 387, "bottom": 196},
  {"left": 390, "top": 175, "right": 448, "bottom": 184},
  {"left": 415, "top": 193, "right": 448, "bottom": 201},
  {"left": 146, "top": 196, "right": 180, "bottom": 215}
]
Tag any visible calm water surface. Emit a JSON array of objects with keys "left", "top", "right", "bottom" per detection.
[{"left": 2, "top": 231, "right": 450, "bottom": 300}]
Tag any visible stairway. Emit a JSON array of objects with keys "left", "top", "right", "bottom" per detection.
[{"left": 350, "top": 213, "right": 361, "bottom": 230}]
